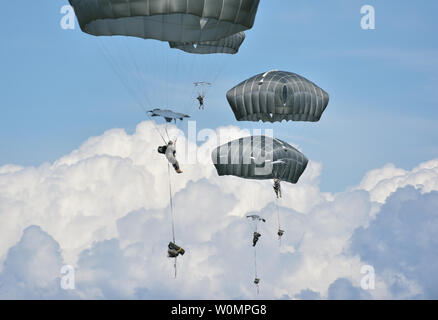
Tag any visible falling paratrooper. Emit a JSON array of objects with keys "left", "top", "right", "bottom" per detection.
[
  {"left": 212, "top": 135, "right": 309, "bottom": 291},
  {"left": 246, "top": 215, "right": 266, "bottom": 247},
  {"left": 68, "top": 0, "right": 263, "bottom": 280}
]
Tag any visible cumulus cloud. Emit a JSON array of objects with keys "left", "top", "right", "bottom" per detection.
[
  {"left": 350, "top": 186, "right": 438, "bottom": 299},
  {"left": 294, "top": 289, "right": 321, "bottom": 300},
  {"left": 0, "top": 226, "right": 74, "bottom": 299},
  {"left": 0, "top": 121, "right": 437, "bottom": 299},
  {"left": 356, "top": 160, "right": 438, "bottom": 203},
  {"left": 327, "top": 278, "right": 372, "bottom": 300}
]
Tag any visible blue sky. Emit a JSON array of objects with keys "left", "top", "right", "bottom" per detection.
[
  {"left": 1, "top": 0, "right": 438, "bottom": 192},
  {"left": 1, "top": 1, "right": 438, "bottom": 300}
]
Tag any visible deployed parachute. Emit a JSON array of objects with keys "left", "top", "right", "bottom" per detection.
[
  {"left": 226, "top": 70, "right": 330, "bottom": 123},
  {"left": 194, "top": 82, "right": 212, "bottom": 90},
  {"left": 69, "top": 1, "right": 258, "bottom": 118},
  {"left": 211, "top": 136, "right": 308, "bottom": 184},
  {"left": 68, "top": 0, "right": 261, "bottom": 281},
  {"left": 194, "top": 82, "right": 212, "bottom": 96},
  {"left": 148, "top": 109, "right": 190, "bottom": 123},
  {"left": 147, "top": 108, "right": 189, "bottom": 151},
  {"left": 194, "top": 82, "right": 212, "bottom": 86},
  {"left": 68, "top": 0, "right": 260, "bottom": 42},
  {"left": 193, "top": 82, "right": 212, "bottom": 109},
  {"left": 169, "top": 32, "right": 246, "bottom": 55}
]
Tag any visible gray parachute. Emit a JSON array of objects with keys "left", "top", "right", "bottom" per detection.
[
  {"left": 169, "top": 32, "right": 246, "bottom": 54},
  {"left": 226, "top": 70, "right": 330, "bottom": 123},
  {"left": 148, "top": 108, "right": 190, "bottom": 123},
  {"left": 211, "top": 136, "right": 308, "bottom": 184},
  {"left": 69, "top": 0, "right": 260, "bottom": 42}
]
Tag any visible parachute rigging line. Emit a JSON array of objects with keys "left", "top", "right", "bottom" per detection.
[
  {"left": 167, "top": 164, "right": 176, "bottom": 244},
  {"left": 99, "top": 38, "right": 169, "bottom": 146},
  {"left": 146, "top": 113, "right": 167, "bottom": 144},
  {"left": 120, "top": 37, "right": 154, "bottom": 107},
  {"left": 254, "top": 247, "right": 259, "bottom": 295},
  {"left": 97, "top": 39, "right": 149, "bottom": 115},
  {"left": 275, "top": 197, "right": 282, "bottom": 246},
  {"left": 168, "top": 163, "right": 177, "bottom": 278},
  {"left": 164, "top": 123, "right": 171, "bottom": 142}
]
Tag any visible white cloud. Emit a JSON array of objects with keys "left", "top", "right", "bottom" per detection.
[
  {"left": 1, "top": 121, "right": 438, "bottom": 299},
  {"left": 0, "top": 226, "right": 73, "bottom": 299},
  {"left": 356, "top": 160, "right": 438, "bottom": 203},
  {"left": 350, "top": 186, "right": 438, "bottom": 299}
]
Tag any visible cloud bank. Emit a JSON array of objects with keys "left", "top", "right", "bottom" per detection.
[{"left": 0, "top": 121, "right": 437, "bottom": 299}]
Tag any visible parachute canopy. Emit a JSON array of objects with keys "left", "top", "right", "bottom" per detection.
[
  {"left": 69, "top": 0, "right": 260, "bottom": 42},
  {"left": 226, "top": 71, "right": 330, "bottom": 123},
  {"left": 194, "top": 82, "right": 212, "bottom": 87},
  {"left": 148, "top": 108, "right": 190, "bottom": 123},
  {"left": 169, "top": 32, "right": 246, "bottom": 54},
  {"left": 211, "top": 136, "right": 308, "bottom": 184},
  {"left": 194, "top": 81, "right": 212, "bottom": 97}
]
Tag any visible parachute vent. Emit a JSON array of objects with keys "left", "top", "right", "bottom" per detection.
[{"left": 282, "top": 85, "right": 288, "bottom": 106}]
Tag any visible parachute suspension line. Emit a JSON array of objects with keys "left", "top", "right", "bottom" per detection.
[
  {"left": 121, "top": 37, "right": 153, "bottom": 108},
  {"left": 275, "top": 197, "right": 282, "bottom": 246},
  {"left": 187, "top": 85, "right": 197, "bottom": 111},
  {"left": 145, "top": 113, "right": 167, "bottom": 144},
  {"left": 178, "top": 52, "right": 190, "bottom": 113},
  {"left": 251, "top": 184, "right": 260, "bottom": 295},
  {"left": 254, "top": 248, "right": 257, "bottom": 278},
  {"left": 209, "top": 54, "right": 230, "bottom": 88},
  {"left": 168, "top": 163, "right": 178, "bottom": 278},
  {"left": 254, "top": 247, "right": 259, "bottom": 295},
  {"left": 110, "top": 38, "right": 148, "bottom": 107},
  {"left": 97, "top": 38, "right": 169, "bottom": 149},
  {"left": 97, "top": 39, "right": 149, "bottom": 115},
  {"left": 182, "top": 53, "right": 199, "bottom": 110},
  {"left": 164, "top": 123, "right": 171, "bottom": 142},
  {"left": 167, "top": 164, "right": 175, "bottom": 243},
  {"left": 167, "top": 164, "right": 176, "bottom": 243},
  {"left": 165, "top": 43, "right": 169, "bottom": 108}
]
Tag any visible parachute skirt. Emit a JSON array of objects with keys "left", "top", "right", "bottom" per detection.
[{"left": 169, "top": 32, "right": 246, "bottom": 55}]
